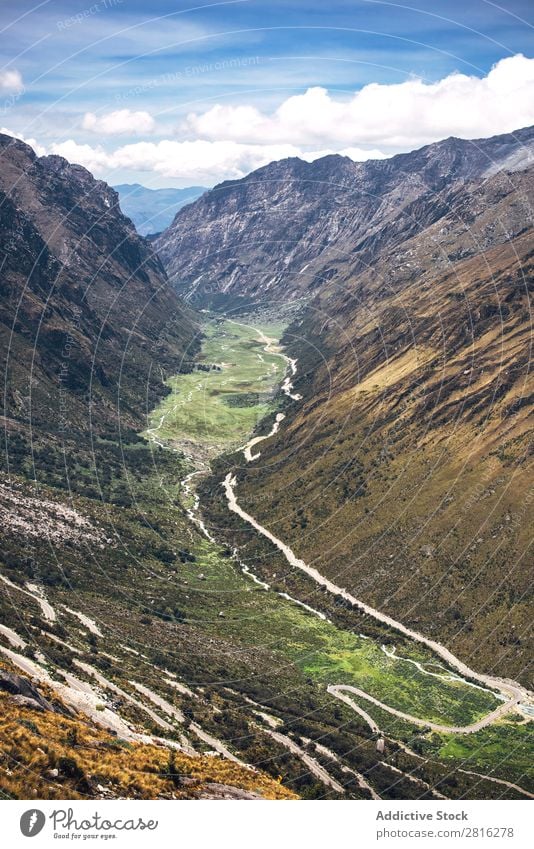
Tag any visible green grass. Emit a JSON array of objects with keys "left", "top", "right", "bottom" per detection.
[
  {"left": 146, "top": 315, "right": 507, "bottom": 727},
  {"left": 171, "top": 531, "right": 500, "bottom": 727},
  {"left": 430, "top": 719, "right": 534, "bottom": 790},
  {"left": 146, "top": 318, "right": 287, "bottom": 448},
  {"left": 298, "top": 633, "right": 499, "bottom": 727},
  {"left": 140, "top": 310, "right": 532, "bottom": 787}
]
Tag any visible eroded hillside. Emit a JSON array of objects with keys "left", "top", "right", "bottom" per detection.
[{"left": 0, "top": 132, "right": 197, "bottom": 438}]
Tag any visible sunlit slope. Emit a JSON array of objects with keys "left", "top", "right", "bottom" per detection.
[
  {"left": 0, "top": 663, "right": 296, "bottom": 800},
  {"left": 230, "top": 227, "right": 533, "bottom": 685}
]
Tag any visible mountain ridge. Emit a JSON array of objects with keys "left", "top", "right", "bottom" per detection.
[
  {"left": 155, "top": 125, "right": 534, "bottom": 305},
  {"left": 0, "top": 132, "right": 197, "bottom": 439}
]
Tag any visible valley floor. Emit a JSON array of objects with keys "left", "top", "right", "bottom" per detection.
[
  {"left": 144, "top": 312, "right": 534, "bottom": 798},
  {"left": 1, "top": 311, "right": 532, "bottom": 800}
]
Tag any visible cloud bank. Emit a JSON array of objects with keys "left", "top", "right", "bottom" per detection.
[
  {"left": 2, "top": 55, "right": 533, "bottom": 185},
  {"left": 82, "top": 109, "right": 155, "bottom": 135},
  {"left": 0, "top": 69, "right": 23, "bottom": 93},
  {"left": 183, "top": 54, "right": 534, "bottom": 149},
  {"left": 48, "top": 139, "right": 338, "bottom": 183},
  {"left": 1, "top": 128, "right": 383, "bottom": 183}
]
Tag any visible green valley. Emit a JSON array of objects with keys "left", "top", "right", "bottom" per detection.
[
  {"left": 146, "top": 317, "right": 289, "bottom": 451},
  {"left": 1, "top": 55, "right": 533, "bottom": 814},
  {"left": 142, "top": 312, "right": 533, "bottom": 797}
]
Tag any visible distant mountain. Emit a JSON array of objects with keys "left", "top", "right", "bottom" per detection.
[
  {"left": 114, "top": 183, "right": 207, "bottom": 236},
  {"left": 155, "top": 125, "right": 534, "bottom": 305},
  {"left": 0, "top": 134, "right": 197, "bottom": 439}
]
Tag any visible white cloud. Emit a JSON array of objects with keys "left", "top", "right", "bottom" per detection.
[
  {"left": 183, "top": 54, "right": 534, "bottom": 149},
  {"left": 2, "top": 127, "right": 334, "bottom": 183},
  {"left": 338, "top": 146, "right": 388, "bottom": 161},
  {"left": 82, "top": 109, "right": 155, "bottom": 135},
  {"left": 48, "top": 138, "right": 326, "bottom": 183},
  {"left": 50, "top": 139, "right": 114, "bottom": 172},
  {"left": 0, "top": 69, "right": 23, "bottom": 93},
  {"left": 3, "top": 53, "right": 533, "bottom": 187}
]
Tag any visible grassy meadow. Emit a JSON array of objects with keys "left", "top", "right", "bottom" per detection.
[{"left": 146, "top": 318, "right": 288, "bottom": 450}]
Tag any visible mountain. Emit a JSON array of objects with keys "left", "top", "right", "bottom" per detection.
[
  {"left": 1, "top": 128, "right": 532, "bottom": 802},
  {"left": 156, "top": 126, "right": 534, "bottom": 685},
  {"left": 0, "top": 135, "right": 356, "bottom": 802},
  {"left": 114, "top": 183, "right": 207, "bottom": 236},
  {"left": 155, "top": 125, "right": 534, "bottom": 307},
  {"left": 0, "top": 134, "right": 197, "bottom": 440}
]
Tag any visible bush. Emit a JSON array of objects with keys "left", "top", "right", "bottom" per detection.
[{"left": 58, "top": 755, "right": 84, "bottom": 780}]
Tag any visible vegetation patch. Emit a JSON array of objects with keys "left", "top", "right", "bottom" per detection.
[{"left": 145, "top": 318, "right": 287, "bottom": 449}]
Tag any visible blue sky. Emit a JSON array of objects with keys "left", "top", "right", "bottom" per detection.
[{"left": 0, "top": 0, "right": 533, "bottom": 186}]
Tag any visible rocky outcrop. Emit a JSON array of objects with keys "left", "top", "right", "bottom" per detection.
[
  {"left": 155, "top": 125, "right": 534, "bottom": 305},
  {"left": 0, "top": 670, "right": 61, "bottom": 713}
]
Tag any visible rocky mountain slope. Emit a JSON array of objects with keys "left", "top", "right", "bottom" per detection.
[
  {"left": 161, "top": 127, "right": 534, "bottom": 684},
  {"left": 114, "top": 183, "right": 207, "bottom": 236},
  {"left": 155, "top": 125, "right": 534, "bottom": 306},
  {"left": 0, "top": 133, "right": 197, "bottom": 441},
  {"left": 0, "top": 663, "right": 296, "bottom": 800},
  {"left": 206, "top": 206, "right": 533, "bottom": 683}
]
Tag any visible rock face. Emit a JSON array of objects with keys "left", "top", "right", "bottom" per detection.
[
  {"left": 196, "top": 782, "right": 264, "bottom": 800},
  {"left": 0, "top": 670, "right": 58, "bottom": 713},
  {"left": 0, "top": 133, "right": 197, "bottom": 437},
  {"left": 155, "top": 125, "right": 534, "bottom": 305}
]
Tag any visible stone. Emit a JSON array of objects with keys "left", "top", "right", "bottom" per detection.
[{"left": 0, "top": 671, "right": 54, "bottom": 712}]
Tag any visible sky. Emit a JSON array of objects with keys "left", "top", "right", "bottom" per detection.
[{"left": 0, "top": 0, "right": 533, "bottom": 187}]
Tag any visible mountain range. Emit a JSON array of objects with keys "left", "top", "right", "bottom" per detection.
[
  {"left": 114, "top": 183, "right": 207, "bottom": 236},
  {"left": 155, "top": 125, "right": 534, "bottom": 306},
  {"left": 0, "top": 125, "right": 532, "bottom": 801}
]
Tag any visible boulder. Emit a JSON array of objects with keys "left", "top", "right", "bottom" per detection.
[{"left": 0, "top": 670, "right": 56, "bottom": 713}]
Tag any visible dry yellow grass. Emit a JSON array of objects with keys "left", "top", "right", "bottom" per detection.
[
  {"left": 0, "top": 667, "right": 297, "bottom": 800},
  {"left": 341, "top": 346, "right": 436, "bottom": 401}
]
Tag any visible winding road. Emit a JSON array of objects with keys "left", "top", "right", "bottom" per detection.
[
  {"left": 226, "top": 319, "right": 302, "bottom": 401},
  {"left": 1, "top": 575, "right": 56, "bottom": 622},
  {"left": 242, "top": 412, "right": 286, "bottom": 462},
  {"left": 222, "top": 472, "right": 532, "bottom": 718},
  {"left": 327, "top": 684, "right": 519, "bottom": 734}
]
